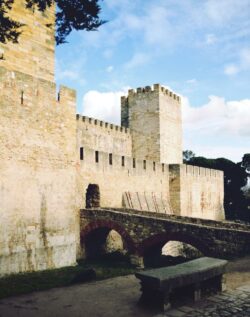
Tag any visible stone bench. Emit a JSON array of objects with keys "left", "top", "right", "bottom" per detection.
[{"left": 135, "top": 257, "right": 228, "bottom": 311}]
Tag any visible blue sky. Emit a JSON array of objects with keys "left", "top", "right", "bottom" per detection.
[{"left": 56, "top": 0, "right": 250, "bottom": 162}]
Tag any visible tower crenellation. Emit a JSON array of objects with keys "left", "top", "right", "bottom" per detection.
[{"left": 127, "top": 84, "right": 181, "bottom": 103}]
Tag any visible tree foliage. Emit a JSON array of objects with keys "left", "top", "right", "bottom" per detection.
[
  {"left": 0, "top": 0, "right": 23, "bottom": 44},
  {"left": 0, "top": 0, "right": 105, "bottom": 45},
  {"left": 183, "top": 150, "right": 195, "bottom": 163},
  {"left": 242, "top": 153, "right": 250, "bottom": 170}
]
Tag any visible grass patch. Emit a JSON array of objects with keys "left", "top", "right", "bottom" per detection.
[{"left": 0, "top": 252, "right": 137, "bottom": 300}]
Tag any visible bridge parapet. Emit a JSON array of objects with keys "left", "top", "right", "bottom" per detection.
[{"left": 80, "top": 208, "right": 250, "bottom": 261}]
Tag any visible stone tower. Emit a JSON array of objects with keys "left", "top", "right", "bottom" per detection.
[
  {"left": 121, "top": 84, "right": 183, "bottom": 164},
  {"left": 0, "top": 0, "right": 55, "bottom": 82},
  {"left": 0, "top": 1, "right": 77, "bottom": 276}
]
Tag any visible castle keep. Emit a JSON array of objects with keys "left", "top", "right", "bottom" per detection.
[{"left": 0, "top": 2, "right": 224, "bottom": 276}]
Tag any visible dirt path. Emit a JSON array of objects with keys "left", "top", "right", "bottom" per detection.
[
  {"left": 0, "top": 256, "right": 249, "bottom": 317},
  {"left": 225, "top": 256, "right": 250, "bottom": 289}
]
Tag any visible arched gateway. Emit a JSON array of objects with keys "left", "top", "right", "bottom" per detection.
[{"left": 86, "top": 184, "right": 100, "bottom": 208}]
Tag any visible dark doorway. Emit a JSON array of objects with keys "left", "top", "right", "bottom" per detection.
[{"left": 86, "top": 184, "right": 100, "bottom": 208}]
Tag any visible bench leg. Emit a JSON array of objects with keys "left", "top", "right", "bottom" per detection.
[
  {"left": 194, "top": 283, "right": 201, "bottom": 301},
  {"left": 139, "top": 284, "right": 171, "bottom": 312},
  {"left": 222, "top": 274, "right": 227, "bottom": 292}
]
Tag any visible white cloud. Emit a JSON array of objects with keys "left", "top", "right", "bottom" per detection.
[
  {"left": 56, "top": 58, "right": 86, "bottom": 86},
  {"left": 183, "top": 95, "right": 250, "bottom": 161},
  {"left": 224, "top": 48, "right": 250, "bottom": 75},
  {"left": 205, "top": 34, "right": 217, "bottom": 45},
  {"left": 224, "top": 64, "right": 239, "bottom": 75},
  {"left": 203, "top": 0, "right": 250, "bottom": 25},
  {"left": 183, "top": 95, "right": 250, "bottom": 137},
  {"left": 240, "top": 48, "right": 250, "bottom": 70},
  {"left": 186, "top": 78, "right": 197, "bottom": 85},
  {"left": 81, "top": 88, "right": 250, "bottom": 162},
  {"left": 82, "top": 89, "right": 129, "bottom": 124},
  {"left": 124, "top": 52, "right": 150, "bottom": 69},
  {"left": 106, "top": 65, "right": 114, "bottom": 73}
]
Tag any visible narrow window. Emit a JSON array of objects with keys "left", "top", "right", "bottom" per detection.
[
  {"left": 162, "top": 163, "right": 165, "bottom": 172},
  {"left": 121, "top": 156, "right": 125, "bottom": 167},
  {"left": 109, "top": 153, "right": 113, "bottom": 165},
  {"left": 95, "top": 151, "right": 99, "bottom": 163},
  {"left": 133, "top": 158, "right": 136, "bottom": 168},
  {"left": 80, "top": 147, "right": 84, "bottom": 160},
  {"left": 21, "top": 91, "right": 24, "bottom": 105},
  {"left": 143, "top": 160, "right": 146, "bottom": 170},
  {"left": 153, "top": 161, "right": 156, "bottom": 171}
]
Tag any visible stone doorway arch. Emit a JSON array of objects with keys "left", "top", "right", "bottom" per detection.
[{"left": 86, "top": 184, "right": 100, "bottom": 208}]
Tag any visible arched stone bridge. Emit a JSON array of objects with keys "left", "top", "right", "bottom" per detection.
[{"left": 80, "top": 208, "right": 250, "bottom": 266}]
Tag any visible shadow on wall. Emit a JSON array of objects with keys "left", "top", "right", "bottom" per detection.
[{"left": 86, "top": 184, "right": 100, "bottom": 208}]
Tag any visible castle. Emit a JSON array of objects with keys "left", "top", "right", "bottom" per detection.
[{"left": 0, "top": 2, "right": 224, "bottom": 276}]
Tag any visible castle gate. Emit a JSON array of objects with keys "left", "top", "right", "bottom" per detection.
[
  {"left": 80, "top": 208, "right": 250, "bottom": 266},
  {"left": 86, "top": 184, "right": 100, "bottom": 208}
]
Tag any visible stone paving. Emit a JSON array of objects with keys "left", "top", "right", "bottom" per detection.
[{"left": 163, "top": 284, "right": 250, "bottom": 317}]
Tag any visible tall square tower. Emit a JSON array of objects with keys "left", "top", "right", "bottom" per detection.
[{"left": 121, "top": 84, "right": 183, "bottom": 164}]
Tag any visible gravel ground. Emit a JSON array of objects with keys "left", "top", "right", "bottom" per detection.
[{"left": 0, "top": 256, "right": 249, "bottom": 317}]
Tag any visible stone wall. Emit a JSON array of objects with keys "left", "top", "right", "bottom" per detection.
[
  {"left": 158, "top": 85, "right": 182, "bottom": 164},
  {"left": 121, "top": 84, "right": 182, "bottom": 164},
  {"left": 77, "top": 114, "right": 132, "bottom": 157},
  {"left": 0, "top": 68, "right": 78, "bottom": 276},
  {"left": 78, "top": 147, "right": 170, "bottom": 211},
  {"left": 169, "top": 164, "right": 225, "bottom": 220},
  {"left": 0, "top": 0, "right": 55, "bottom": 82},
  {"left": 80, "top": 208, "right": 250, "bottom": 259}
]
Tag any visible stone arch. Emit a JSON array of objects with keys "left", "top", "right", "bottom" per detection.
[
  {"left": 86, "top": 184, "right": 100, "bottom": 208},
  {"left": 80, "top": 220, "right": 136, "bottom": 258},
  {"left": 137, "top": 232, "right": 211, "bottom": 258}
]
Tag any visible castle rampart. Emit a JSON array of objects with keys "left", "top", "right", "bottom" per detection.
[
  {"left": 0, "top": 1, "right": 225, "bottom": 277},
  {"left": 78, "top": 146, "right": 170, "bottom": 209},
  {"left": 169, "top": 164, "right": 224, "bottom": 221},
  {"left": 77, "top": 114, "right": 132, "bottom": 157}
]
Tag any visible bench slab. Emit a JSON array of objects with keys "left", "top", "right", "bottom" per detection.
[{"left": 135, "top": 257, "right": 228, "bottom": 311}]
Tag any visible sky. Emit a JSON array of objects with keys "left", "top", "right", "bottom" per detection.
[{"left": 56, "top": 0, "right": 250, "bottom": 163}]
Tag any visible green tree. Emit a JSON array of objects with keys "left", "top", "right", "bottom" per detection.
[
  {"left": 0, "top": 0, "right": 105, "bottom": 45},
  {"left": 183, "top": 150, "right": 195, "bottom": 163}
]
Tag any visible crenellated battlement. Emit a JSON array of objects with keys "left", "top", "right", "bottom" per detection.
[
  {"left": 0, "top": 68, "right": 76, "bottom": 110},
  {"left": 170, "top": 164, "right": 223, "bottom": 179},
  {"left": 183, "top": 164, "right": 223, "bottom": 178},
  {"left": 76, "top": 114, "right": 131, "bottom": 134},
  {"left": 80, "top": 146, "right": 168, "bottom": 177},
  {"left": 126, "top": 83, "right": 181, "bottom": 103}
]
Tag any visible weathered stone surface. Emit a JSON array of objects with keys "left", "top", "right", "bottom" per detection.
[
  {"left": 135, "top": 257, "right": 227, "bottom": 290},
  {"left": 80, "top": 209, "right": 250, "bottom": 259},
  {"left": 0, "top": 4, "right": 77, "bottom": 276},
  {"left": 0, "top": 0, "right": 226, "bottom": 278},
  {"left": 135, "top": 257, "right": 227, "bottom": 312},
  {"left": 0, "top": 0, "right": 55, "bottom": 82}
]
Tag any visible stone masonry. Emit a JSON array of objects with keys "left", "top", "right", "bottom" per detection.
[
  {"left": 0, "top": 1, "right": 225, "bottom": 276},
  {"left": 80, "top": 208, "right": 250, "bottom": 263}
]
